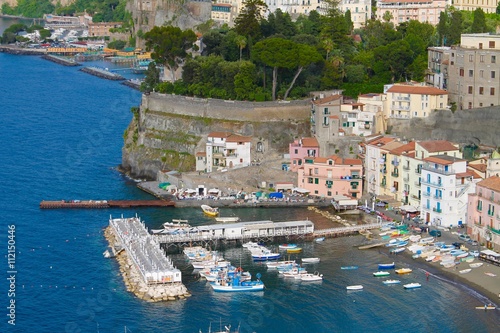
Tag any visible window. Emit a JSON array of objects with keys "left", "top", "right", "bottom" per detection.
[
  {"left": 468, "top": 102, "right": 472, "bottom": 109},
  {"left": 469, "top": 69, "right": 473, "bottom": 77},
  {"left": 479, "top": 87, "right": 484, "bottom": 95},
  {"left": 480, "top": 70, "right": 484, "bottom": 78},
  {"left": 294, "top": 149, "right": 298, "bottom": 154},
  {"left": 308, "top": 178, "right": 313, "bottom": 184},
  {"left": 491, "top": 87, "right": 495, "bottom": 95},
  {"left": 314, "top": 178, "right": 319, "bottom": 184},
  {"left": 323, "top": 107, "right": 329, "bottom": 115},
  {"left": 479, "top": 43, "right": 483, "bottom": 49},
  {"left": 492, "top": 71, "right": 496, "bottom": 79},
  {"left": 468, "top": 54, "right": 473, "bottom": 62},
  {"left": 468, "top": 86, "right": 473, "bottom": 94},
  {"left": 489, "top": 41, "right": 495, "bottom": 48},
  {"left": 459, "top": 68, "right": 464, "bottom": 76},
  {"left": 314, "top": 168, "right": 319, "bottom": 175},
  {"left": 492, "top": 55, "right": 496, "bottom": 63},
  {"left": 480, "top": 55, "right": 485, "bottom": 62}
]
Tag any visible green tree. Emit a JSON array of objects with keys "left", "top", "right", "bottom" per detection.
[
  {"left": 383, "top": 11, "right": 393, "bottom": 23},
  {"left": 234, "top": 35, "right": 247, "bottom": 61},
  {"left": 144, "top": 26, "right": 198, "bottom": 81},
  {"left": 234, "top": 0, "right": 267, "bottom": 40},
  {"left": 345, "top": 64, "right": 366, "bottom": 83},
  {"left": 108, "top": 39, "right": 126, "bottom": 50},
  {"left": 283, "top": 43, "right": 322, "bottom": 99},
  {"left": 471, "top": 8, "right": 487, "bottom": 33},
  {"left": 252, "top": 38, "right": 296, "bottom": 100},
  {"left": 141, "top": 62, "right": 161, "bottom": 93},
  {"left": 345, "top": 10, "right": 353, "bottom": 34},
  {"left": 449, "top": 10, "right": 463, "bottom": 45},
  {"left": 234, "top": 61, "right": 258, "bottom": 100},
  {"left": 437, "top": 11, "right": 449, "bottom": 46}
]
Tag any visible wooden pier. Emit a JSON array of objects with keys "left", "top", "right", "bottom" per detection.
[{"left": 39, "top": 200, "right": 175, "bottom": 209}]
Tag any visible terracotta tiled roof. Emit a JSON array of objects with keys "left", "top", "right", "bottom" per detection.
[
  {"left": 208, "top": 131, "right": 231, "bottom": 138},
  {"left": 226, "top": 134, "right": 252, "bottom": 142},
  {"left": 301, "top": 137, "right": 319, "bottom": 147},
  {"left": 390, "top": 141, "right": 416, "bottom": 155},
  {"left": 423, "top": 155, "right": 460, "bottom": 165},
  {"left": 468, "top": 163, "right": 487, "bottom": 173},
  {"left": 418, "top": 140, "right": 458, "bottom": 152},
  {"left": 477, "top": 176, "right": 500, "bottom": 192},
  {"left": 456, "top": 171, "right": 481, "bottom": 179},
  {"left": 381, "top": 141, "right": 404, "bottom": 151},
  {"left": 386, "top": 85, "right": 448, "bottom": 95},
  {"left": 379, "top": 0, "right": 437, "bottom": 4},
  {"left": 366, "top": 136, "right": 395, "bottom": 146},
  {"left": 312, "top": 94, "right": 342, "bottom": 105},
  {"left": 196, "top": 152, "right": 206, "bottom": 156},
  {"left": 405, "top": 151, "right": 416, "bottom": 158}
]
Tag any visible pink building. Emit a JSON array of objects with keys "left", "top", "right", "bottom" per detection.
[
  {"left": 467, "top": 176, "right": 500, "bottom": 250},
  {"left": 289, "top": 137, "right": 319, "bottom": 172},
  {"left": 297, "top": 155, "right": 363, "bottom": 199}
]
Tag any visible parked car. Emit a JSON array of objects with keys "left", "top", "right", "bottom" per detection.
[
  {"left": 429, "top": 229, "right": 442, "bottom": 237},
  {"left": 467, "top": 239, "right": 479, "bottom": 246},
  {"left": 459, "top": 234, "right": 471, "bottom": 241},
  {"left": 452, "top": 242, "right": 463, "bottom": 249}
]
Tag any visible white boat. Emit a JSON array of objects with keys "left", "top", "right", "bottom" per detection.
[
  {"left": 469, "top": 262, "right": 483, "bottom": 268},
  {"left": 266, "top": 260, "right": 296, "bottom": 269},
  {"left": 404, "top": 283, "right": 421, "bottom": 289},
  {"left": 302, "top": 257, "right": 321, "bottom": 264},
  {"left": 383, "top": 279, "right": 401, "bottom": 285},
  {"left": 373, "top": 271, "right": 390, "bottom": 277},
  {"left": 201, "top": 204, "right": 219, "bottom": 217},
  {"left": 390, "top": 247, "right": 405, "bottom": 254},
  {"left": 346, "top": 285, "right": 363, "bottom": 290},
  {"left": 300, "top": 272, "right": 323, "bottom": 282},
  {"left": 459, "top": 269, "right": 472, "bottom": 274},
  {"left": 215, "top": 216, "right": 240, "bottom": 223},
  {"left": 314, "top": 237, "right": 325, "bottom": 243},
  {"left": 278, "top": 243, "right": 298, "bottom": 250},
  {"left": 210, "top": 280, "right": 264, "bottom": 292},
  {"left": 426, "top": 255, "right": 436, "bottom": 262},
  {"left": 419, "top": 237, "right": 435, "bottom": 244}
]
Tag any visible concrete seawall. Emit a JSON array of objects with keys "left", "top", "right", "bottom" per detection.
[
  {"left": 0, "top": 45, "right": 46, "bottom": 55},
  {"left": 41, "top": 54, "right": 80, "bottom": 66}
]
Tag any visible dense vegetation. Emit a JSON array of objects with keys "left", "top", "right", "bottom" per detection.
[
  {"left": 0, "top": 22, "right": 50, "bottom": 44},
  {"left": 1, "top": 0, "right": 129, "bottom": 22},
  {"left": 142, "top": 3, "right": 500, "bottom": 101}
]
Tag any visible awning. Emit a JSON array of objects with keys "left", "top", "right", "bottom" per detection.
[
  {"left": 400, "top": 205, "right": 418, "bottom": 212},
  {"left": 208, "top": 188, "right": 220, "bottom": 194},
  {"left": 293, "top": 187, "right": 310, "bottom": 194},
  {"left": 185, "top": 189, "right": 197, "bottom": 194}
]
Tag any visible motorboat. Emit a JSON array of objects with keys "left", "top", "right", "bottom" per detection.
[
  {"left": 382, "top": 279, "right": 401, "bottom": 285},
  {"left": 251, "top": 249, "right": 281, "bottom": 261},
  {"left": 469, "top": 262, "right": 483, "bottom": 268},
  {"left": 341, "top": 266, "right": 359, "bottom": 270},
  {"left": 314, "top": 237, "right": 325, "bottom": 243},
  {"left": 395, "top": 268, "right": 412, "bottom": 274},
  {"left": 300, "top": 272, "right": 323, "bottom": 281},
  {"left": 390, "top": 247, "right": 405, "bottom": 254},
  {"left": 301, "top": 257, "right": 321, "bottom": 264},
  {"left": 346, "top": 285, "right": 363, "bottom": 290},
  {"left": 403, "top": 283, "right": 421, "bottom": 289},
  {"left": 419, "top": 237, "right": 435, "bottom": 244},
  {"left": 373, "top": 271, "right": 390, "bottom": 277},
  {"left": 475, "top": 305, "right": 496, "bottom": 310},
  {"left": 210, "top": 273, "right": 264, "bottom": 292},
  {"left": 286, "top": 247, "right": 302, "bottom": 254},
  {"left": 459, "top": 269, "right": 472, "bottom": 274},
  {"left": 266, "top": 260, "right": 296, "bottom": 269},
  {"left": 278, "top": 243, "right": 298, "bottom": 250},
  {"left": 215, "top": 216, "right": 240, "bottom": 223},
  {"left": 378, "top": 262, "right": 395, "bottom": 269},
  {"left": 201, "top": 204, "right": 219, "bottom": 217}
]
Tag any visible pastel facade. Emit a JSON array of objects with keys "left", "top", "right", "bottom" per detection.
[
  {"left": 467, "top": 176, "right": 500, "bottom": 250},
  {"left": 195, "top": 152, "right": 207, "bottom": 172},
  {"left": 375, "top": 0, "right": 447, "bottom": 26},
  {"left": 447, "top": 34, "right": 500, "bottom": 110},
  {"left": 205, "top": 132, "right": 252, "bottom": 173},
  {"left": 386, "top": 141, "right": 416, "bottom": 204},
  {"left": 340, "top": 101, "right": 376, "bottom": 136},
  {"left": 426, "top": 46, "right": 450, "bottom": 90},
  {"left": 311, "top": 94, "right": 343, "bottom": 156},
  {"left": 289, "top": 137, "right": 320, "bottom": 172},
  {"left": 89, "top": 22, "right": 122, "bottom": 37},
  {"left": 420, "top": 155, "right": 478, "bottom": 227},
  {"left": 384, "top": 83, "right": 448, "bottom": 119},
  {"left": 364, "top": 136, "right": 399, "bottom": 197},
  {"left": 452, "top": 0, "right": 500, "bottom": 13},
  {"left": 297, "top": 155, "right": 363, "bottom": 198}
]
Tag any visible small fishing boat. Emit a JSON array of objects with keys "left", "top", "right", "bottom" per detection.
[
  {"left": 300, "top": 272, "right": 323, "bottom": 281},
  {"left": 469, "top": 262, "right": 483, "bottom": 268},
  {"left": 215, "top": 216, "right": 240, "bottom": 223},
  {"left": 373, "top": 271, "right": 390, "bottom": 277},
  {"left": 210, "top": 273, "right": 264, "bottom": 292},
  {"left": 251, "top": 251, "right": 281, "bottom": 261},
  {"left": 383, "top": 279, "right": 401, "bottom": 285},
  {"left": 484, "top": 272, "right": 497, "bottom": 277},
  {"left": 426, "top": 255, "right": 436, "bottom": 262},
  {"left": 390, "top": 247, "right": 405, "bottom": 254},
  {"left": 378, "top": 262, "right": 395, "bottom": 269},
  {"left": 459, "top": 269, "right": 472, "bottom": 274},
  {"left": 279, "top": 244, "right": 298, "bottom": 250},
  {"left": 287, "top": 247, "right": 302, "bottom": 254},
  {"left": 314, "top": 237, "right": 325, "bottom": 243},
  {"left": 475, "top": 305, "right": 496, "bottom": 310},
  {"left": 341, "top": 266, "right": 358, "bottom": 270},
  {"left": 346, "top": 285, "right": 363, "bottom": 290},
  {"left": 403, "top": 283, "right": 421, "bottom": 289},
  {"left": 201, "top": 204, "right": 219, "bottom": 217},
  {"left": 395, "top": 268, "right": 412, "bottom": 274},
  {"left": 302, "top": 257, "right": 320, "bottom": 264}
]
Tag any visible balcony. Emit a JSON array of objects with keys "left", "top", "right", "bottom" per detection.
[
  {"left": 421, "top": 179, "right": 442, "bottom": 187},
  {"left": 434, "top": 195, "right": 442, "bottom": 200},
  {"left": 391, "top": 160, "right": 399, "bottom": 166},
  {"left": 403, "top": 165, "right": 410, "bottom": 171},
  {"left": 391, "top": 171, "right": 399, "bottom": 177},
  {"left": 414, "top": 180, "right": 421, "bottom": 186},
  {"left": 380, "top": 168, "right": 387, "bottom": 174},
  {"left": 487, "top": 225, "right": 500, "bottom": 235},
  {"left": 432, "top": 207, "right": 442, "bottom": 213},
  {"left": 411, "top": 194, "right": 421, "bottom": 200},
  {"left": 488, "top": 210, "right": 494, "bottom": 217},
  {"left": 395, "top": 96, "right": 410, "bottom": 101},
  {"left": 422, "top": 191, "right": 431, "bottom": 197},
  {"left": 415, "top": 168, "right": 421, "bottom": 174},
  {"left": 403, "top": 176, "right": 409, "bottom": 182},
  {"left": 477, "top": 207, "right": 482, "bottom": 212},
  {"left": 422, "top": 163, "right": 455, "bottom": 175}
]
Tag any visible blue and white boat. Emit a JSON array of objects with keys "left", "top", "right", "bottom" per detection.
[
  {"left": 279, "top": 243, "right": 298, "bottom": 250},
  {"left": 210, "top": 273, "right": 264, "bottom": 292},
  {"left": 251, "top": 250, "right": 281, "bottom": 261},
  {"left": 378, "top": 262, "right": 395, "bottom": 269},
  {"left": 383, "top": 279, "right": 401, "bottom": 285},
  {"left": 341, "top": 266, "right": 359, "bottom": 270},
  {"left": 403, "top": 283, "right": 421, "bottom": 289}
]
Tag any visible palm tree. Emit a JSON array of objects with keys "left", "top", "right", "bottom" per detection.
[
  {"left": 321, "top": 38, "right": 334, "bottom": 60},
  {"left": 234, "top": 35, "right": 247, "bottom": 61}
]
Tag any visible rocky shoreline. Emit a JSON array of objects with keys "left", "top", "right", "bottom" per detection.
[
  {"left": 104, "top": 226, "right": 192, "bottom": 302},
  {"left": 0, "top": 45, "right": 46, "bottom": 55}
]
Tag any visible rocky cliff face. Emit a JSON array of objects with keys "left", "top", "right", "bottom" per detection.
[{"left": 121, "top": 93, "right": 312, "bottom": 180}]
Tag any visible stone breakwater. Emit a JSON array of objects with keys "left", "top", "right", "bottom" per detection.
[
  {"left": 0, "top": 45, "right": 46, "bottom": 55},
  {"left": 104, "top": 226, "right": 192, "bottom": 302},
  {"left": 41, "top": 54, "right": 80, "bottom": 66},
  {"left": 79, "top": 66, "right": 125, "bottom": 81}
]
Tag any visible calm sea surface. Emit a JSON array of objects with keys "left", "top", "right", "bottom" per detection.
[{"left": 1, "top": 28, "right": 500, "bottom": 332}]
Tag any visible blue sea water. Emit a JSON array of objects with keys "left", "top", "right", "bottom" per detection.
[{"left": 0, "top": 51, "right": 500, "bottom": 333}]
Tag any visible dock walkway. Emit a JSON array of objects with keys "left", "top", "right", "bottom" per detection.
[{"left": 40, "top": 200, "right": 175, "bottom": 209}]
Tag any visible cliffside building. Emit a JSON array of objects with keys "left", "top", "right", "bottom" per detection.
[
  {"left": 297, "top": 155, "right": 363, "bottom": 198},
  {"left": 205, "top": 132, "right": 252, "bottom": 173},
  {"left": 311, "top": 93, "right": 343, "bottom": 156},
  {"left": 289, "top": 137, "right": 320, "bottom": 172},
  {"left": 452, "top": 0, "right": 500, "bottom": 13},
  {"left": 375, "top": 0, "right": 446, "bottom": 26}
]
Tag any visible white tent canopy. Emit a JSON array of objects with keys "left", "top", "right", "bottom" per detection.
[
  {"left": 293, "top": 187, "right": 310, "bottom": 194},
  {"left": 400, "top": 205, "right": 418, "bottom": 212}
]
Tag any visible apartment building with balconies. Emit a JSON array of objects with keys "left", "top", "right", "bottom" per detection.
[
  {"left": 387, "top": 141, "right": 416, "bottom": 205},
  {"left": 447, "top": 33, "right": 500, "bottom": 110},
  {"left": 467, "top": 176, "right": 500, "bottom": 249},
  {"left": 384, "top": 83, "right": 448, "bottom": 119},
  {"left": 289, "top": 137, "right": 320, "bottom": 172},
  {"left": 375, "top": 0, "right": 446, "bottom": 26},
  {"left": 311, "top": 93, "right": 343, "bottom": 156},
  {"left": 297, "top": 155, "right": 363, "bottom": 198},
  {"left": 205, "top": 132, "right": 251, "bottom": 172},
  {"left": 452, "top": 0, "right": 500, "bottom": 14},
  {"left": 420, "top": 155, "right": 479, "bottom": 227},
  {"left": 426, "top": 46, "right": 450, "bottom": 90},
  {"left": 364, "top": 136, "right": 399, "bottom": 198},
  {"left": 340, "top": 100, "right": 377, "bottom": 136}
]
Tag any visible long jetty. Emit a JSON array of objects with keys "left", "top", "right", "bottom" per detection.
[
  {"left": 79, "top": 67, "right": 125, "bottom": 80},
  {"left": 39, "top": 200, "right": 175, "bottom": 209}
]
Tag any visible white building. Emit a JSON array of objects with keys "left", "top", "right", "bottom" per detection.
[
  {"left": 205, "top": 132, "right": 252, "bottom": 173},
  {"left": 363, "top": 136, "right": 399, "bottom": 197},
  {"left": 340, "top": 100, "right": 376, "bottom": 136},
  {"left": 420, "top": 155, "right": 479, "bottom": 227},
  {"left": 375, "top": 0, "right": 447, "bottom": 26}
]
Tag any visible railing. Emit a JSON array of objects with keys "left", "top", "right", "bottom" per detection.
[
  {"left": 433, "top": 195, "right": 442, "bottom": 200},
  {"left": 391, "top": 172, "right": 399, "bottom": 177},
  {"left": 415, "top": 168, "right": 421, "bottom": 174},
  {"left": 414, "top": 180, "right": 421, "bottom": 186},
  {"left": 422, "top": 163, "right": 454, "bottom": 175},
  {"left": 403, "top": 176, "right": 409, "bottom": 182},
  {"left": 421, "top": 179, "right": 442, "bottom": 187},
  {"left": 391, "top": 160, "right": 399, "bottom": 166},
  {"left": 411, "top": 194, "right": 421, "bottom": 200},
  {"left": 403, "top": 165, "right": 410, "bottom": 171},
  {"left": 487, "top": 225, "right": 500, "bottom": 235},
  {"left": 432, "top": 207, "right": 442, "bottom": 213},
  {"left": 488, "top": 210, "right": 494, "bottom": 217},
  {"left": 422, "top": 192, "right": 431, "bottom": 197}
]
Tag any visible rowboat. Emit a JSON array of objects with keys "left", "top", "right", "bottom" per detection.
[
  {"left": 279, "top": 244, "right": 298, "bottom": 250},
  {"left": 341, "top": 266, "right": 358, "bottom": 270},
  {"left": 475, "top": 305, "right": 496, "bottom": 310},
  {"left": 390, "top": 247, "right": 405, "bottom": 254},
  {"left": 287, "top": 247, "right": 302, "bottom": 254},
  {"left": 302, "top": 257, "right": 320, "bottom": 264},
  {"left": 373, "top": 271, "right": 390, "bottom": 277},
  {"left": 485, "top": 272, "right": 497, "bottom": 277},
  {"left": 426, "top": 256, "right": 436, "bottom": 262},
  {"left": 314, "top": 237, "right": 325, "bottom": 243},
  {"left": 383, "top": 279, "right": 401, "bottom": 284},
  {"left": 215, "top": 216, "right": 240, "bottom": 223},
  {"left": 300, "top": 272, "right": 323, "bottom": 281},
  {"left": 378, "top": 262, "right": 395, "bottom": 269},
  {"left": 469, "top": 263, "right": 483, "bottom": 268},
  {"left": 346, "top": 285, "right": 363, "bottom": 290},
  {"left": 201, "top": 204, "right": 219, "bottom": 217},
  {"left": 403, "top": 283, "right": 421, "bottom": 289},
  {"left": 395, "top": 268, "right": 412, "bottom": 274},
  {"left": 459, "top": 269, "right": 472, "bottom": 274}
]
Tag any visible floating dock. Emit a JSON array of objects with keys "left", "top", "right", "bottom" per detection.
[{"left": 39, "top": 200, "right": 175, "bottom": 209}]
